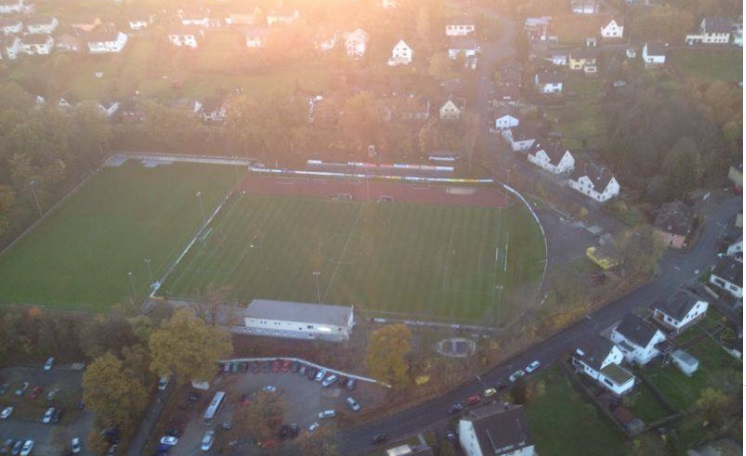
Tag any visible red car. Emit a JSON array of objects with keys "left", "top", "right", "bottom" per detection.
[
  {"left": 271, "top": 360, "right": 281, "bottom": 373},
  {"left": 281, "top": 360, "right": 291, "bottom": 373},
  {"left": 466, "top": 395, "right": 481, "bottom": 406},
  {"left": 240, "top": 394, "right": 251, "bottom": 407},
  {"left": 29, "top": 386, "right": 43, "bottom": 399}
]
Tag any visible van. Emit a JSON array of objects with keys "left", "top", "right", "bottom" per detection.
[{"left": 317, "top": 410, "right": 336, "bottom": 419}]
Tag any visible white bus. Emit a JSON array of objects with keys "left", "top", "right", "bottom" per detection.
[{"left": 203, "top": 391, "right": 226, "bottom": 421}]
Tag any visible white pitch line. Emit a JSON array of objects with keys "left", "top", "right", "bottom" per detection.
[{"left": 322, "top": 206, "right": 364, "bottom": 302}]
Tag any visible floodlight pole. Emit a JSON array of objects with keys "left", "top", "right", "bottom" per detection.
[
  {"left": 128, "top": 271, "right": 136, "bottom": 299},
  {"left": 196, "top": 191, "right": 206, "bottom": 222},
  {"left": 313, "top": 271, "right": 321, "bottom": 304},
  {"left": 233, "top": 156, "right": 241, "bottom": 189},
  {"left": 144, "top": 258, "right": 153, "bottom": 284},
  {"left": 29, "top": 180, "right": 42, "bottom": 218},
  {"left": 494, "top": 285, "right": 503, "bottom": 327}
]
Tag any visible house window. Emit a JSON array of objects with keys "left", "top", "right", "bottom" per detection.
[
  {"left": 307, "top": 325, "right": 314, "bottom": 329},
  {"left": 603, "top": 378, "right": 614, "bottom": 387}
]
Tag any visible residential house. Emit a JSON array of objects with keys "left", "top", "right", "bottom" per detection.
[
  {"left": 20, "top": 33, "right": 53, "bottom": 55},
  {"left": 494, "top": 108, "right": 519, "bottom": 130},
  {"left": 439, "top": 98, "right": 464, "bottom": 120},
  {"left": 568, "top": 47, "right": 598, "bottom": 75},
  {"left": 547, "top": 52, "right": 568, "bottom": 66},
  {"left": 237, "top": 299, "right": 354, "bottom": 342},
  {"left": 448, "top": 37, "right": 479, "bottom": 60},
  {"left": 200, "top": 97, "right": 227, "bottom": 122},
  {"left": 499, "top": 62, "right": 523, "bottom": 86},
  {"left": 524, "top": 16, "right": 551, "bottom": 41},
  {"left": 610, "top": 313, "right": 666, "bottom": 365},
  {"left": 652, "top": 201, "right": 695, "bottom": 249},
  {"left": 114, "top": 97, "right": 144, "bottom": 123},
  {"left": 388, "top": 39, "right": 412, "bottom": 66},
  {"left": 383, "top": 95, "right": 430, "bottom": 122},
  {"left": 55, "top": 33, "right": 81, "bottom": 52},
  {"left": 225, "top": 4, "right": 261, "bottom": 26},
  {"left": 445, "top": 17, "right": 476, "bottom": 36},
  {"left": 381, "top": 0, "right": 398, "bottom": 8},
  {"left": 642, "top": 41, "right": 666, "bottom": 67},
  {"left": 458, "top": 404, "right": 535, "bottom": 456},
  {"left": 26, "top": 16, "right": 57, "bottom": 34},
  {"left": 93, "top": 100, "right": 120, "bottom": 117},
  {"left": 56, "top": 95, "right": 77, "bottom": 111},
  {"left": 86, "top": 30, "right": 127, "bottom": 54},
  {"left": 726, "top": 236, "right": 742, "bottom": 258},
  {"left": 0, "top": 17, "right": 22, "bottom": 35},
  {"left": 534, "top": 71, "right": 563, "bottom": 94},
  {"left": 709, "top": 256, "right": 743, "bottom": 298},
  {"left": 179, "top": 9, "right": 210, "bottom": 27},
  {"left": 0, "top": 0, "right": 23, "bottom": 15},
  {"left": 526, "top": 141, "right": 575, "bottom": 174},
  {"left": 244, "top": 26, "right": 271, "bottom": 48},
  {"left": 128, "top": 14, "right": 154, "bottom": 31},
  {"left": 494, "top": 83, "right": 520, "bottom": 104},
  {"left": 571, "top": 0, "right": 599, "bottom": 14},
  {"left": 313, "top": 30, "right": 337, "bottom": 52},
  {"left": 266, "top": 6, "right": 300, "bottom": 25},
  {"left": 568, "top": 161, "right": 620, "bottom": 202},
  {"left": 384, "top": 444, "right": 434, "bottom": 456},
  {"left": 651, "top": 289, "right": 709, "bottom": 335},
  {"left": 70, "top": 16, "right": 101, "bottom": 32},
  {"left": 733, "top": 22, "right": 742, "bottom": 46},
  {"left": 502, "top": 125, "right": 537, "bottom": 152},
  {"left": 572, "top": 334, "right": 636, "bottom": 395},
  {"left": 343, "top": 28, "right": 368, "bottom": 58},
  {"left": 2, "top": 34, "right": 20, "bottom": 58},
  {"left": 600, "top": 17, "right": 624, "bottom": 38},
  {"left": 168, "top": 26, "right": 203, "bottom": 48},
  {"left": 686, "top": 17, "right": 735, "bottom": 45},
  {"left": 728, "top": 163, "right": 742, "bottom": 191}
]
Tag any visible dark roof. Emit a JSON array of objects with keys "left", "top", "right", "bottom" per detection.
[
  {"left": 652, "top": 289, "right": 705, "bottom": 321},
  {"left": 87, "top": 29, "right": 121, "bottom": 43},
  {"left": 574, "top": 334, "right": 617, "bottom": 371},
  {"left": 702, "top": 17, "right": 735, "bottom": 34},
  {"left": 605, "top": 16, "right": 624, "bottom": 27},
  {"left": 712, "top": 256, "right": 742, "bottom": 285},
  {"left": 645, "top": 41, "right": 667, "bottom": 57},
  {"left": 535, "top": 71, "right": 563, "bottom": 85},
  {"left": 571, "top": 161, "right": 614, "bottom": 191},
  {"left": 244, "top": 25, "right": 271, "bottom": 37},
  {"left": 26, "top": 16, "right": 56, "bottom": 26},
  {"left": 508, "top": 125, "right": 537, "bottom": 141},
  {"left": 169, "top": 25, "right": 202, "bottom": 35},
  {"left": 653, "top": 201, "right": 694, "bottom": 236},
  {"left": 22, "top": 34, "right": 52, "bottom": 45},
  {"left": 462, "top": 404, "right": 534, "bottom": 456},
  {"left": 615, "top": 313, "right": 661, "bottom": 348},
  {"left": 0, "top": 17, "right": 22, "bottom": 26},
  {"left": 570, "top": 47, "right": 599, "bottom": 59},
  {"left": 500, "top": 65, "right": 523, "bottom": 85},
  {"left": 530, "top": 142, "right": 570, "bottom": 164},
  {"left": 494, "top": 83, "right": 520, "bottom": 100}
]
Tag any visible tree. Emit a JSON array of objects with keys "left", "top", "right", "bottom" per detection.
[
  {"left": 339, "top": 92, "right": 383, "bottom": 152},
  {"left": 428, "top": 52, "right": 455, "bottom": 81},
  {"left": 298, "top": 424, "right": 339, "bottom": 456},
  {"left": 365, "top": 324, "right": 412, "bottom": 387},
  {"left": 149, "top": 308, "right": 232, "bottom": 384},
  {"left": 509, "top": 377, "right": 527, "bottom": 404},
  {"left": 695, "top": 387, "right": 729, "bottom": 424},
  {"left": 232, "top": 390, "right": 285, "bottom": 444},
  {"left": 662, "top": 137, "right": 703, "bottom": 201},
  {"left": 462, "top": 111, "right": 481, "bottom": 171},
  {"left": 618, "top": 225, "right": 665, "bottom": 277},
  {"left": 416, "top": 6, "right": 431, "bottom": 40},
  {"left": 82, "top": 353, "right": 147, "bottom": 428}
]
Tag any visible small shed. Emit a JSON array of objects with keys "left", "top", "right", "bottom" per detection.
[{"left": 671, "top": 349, "right": 699, "bottom": 376}]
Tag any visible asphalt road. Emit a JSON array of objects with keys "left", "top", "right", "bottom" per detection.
[{"left": 336, "top": 192, "right": 741, "bottom": 455}]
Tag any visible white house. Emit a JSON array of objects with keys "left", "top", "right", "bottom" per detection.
[
  {"left": 686, "top": 17, "right": 735, "bottom": 45},
  {"left": 650, "top": 289, "right": 709, "bottom": 335},
  {"left": 534, "top": 71, "right": 563, "bottom": 94},
  {"left": 547, "top": 52, "right": 568, "bottom": 66},
  {"left": 387, "top": 39, "right": 412, "bottom": 66},
  {"left": 244, "top": 26, "right": 270, "bottom": 48},
  {"left": 128, "top": 16, "right": 153, "bottom": 31},
  {"left": 0, "top": 17, "right": 22, "bottom": 35},
  {"left": 572, "top": 334, "right": 636, "bottom": 396},
  {"left": 448, "top": 37, "right": 479, "bottom": 60},
  {"left": 494, "top": 109, "right": 519, "bottom": 130},
  {"left": 459, "top": 404, "right": 535, "bottom": 456},
  {"left": 439, "top": 98, "right": 463, "bottom": 120},
  {"left": 709, "top": 256, "right": 743, "bottom": 298},
  {"left": 179, "top": 10, "right": 210, "bottom": 27},
  {"left": 568, "top": 162, "right": 620, "bottom": 202},
  {"left": 0, "top": 0, "right": 24, "bottom": 15},
  {"left": 200, "top": 97, "right": 227, "bottom": 122},
  {"left": 502, "top": 126, "right": 537, "bottom": 152},
  {"left": 86, "top": 30, "right": 128, "bottom": 54},
  {"left": 3, "top": 35, "right": 20, "bottom": 58},
  {"left": 381, "top": 0, "right": 398, "bottom": 8},
  {"left": 610, "top": 313, "right": 666, "bottom": 366},
  {"left": 26, "top": 16, "right": 57, "bottom": 35},
  {"left": 526, "top": 141, "right": 575, "bottom": 174},
  {"left": 571, "top": 0, "right": 599, "bottom": 15},
  {"left": 524, "top": 16, "right": 551, "bottom": 41},
  {"left": 600, "top": 18, "right": 624, "bottom": 38},
  {"left": 237, "top": 299, "right": 354, "bottom": 343},
  {"left": 343, "top": 28, "right": 369, "bottom": 58},
  {"left": 445, "top": 17, "right": 476, "bottom": 36},
  {"left": 20, "top": 34, "right": 53, "bottom": 55},
  {"left": 642, "top": 41, "right": 666, "bottom": 67},
  {"left": 266, "top": 7, "right": 300, "bottom": 25},
  {"left": 93, "top": 100, "right": 120, "bottom": 117},
  {"left": 726, "top": 236, "right": 742, "bottom": 257},
  {"left": 168, "top": 26, "right": 203, "bottom": 48}
]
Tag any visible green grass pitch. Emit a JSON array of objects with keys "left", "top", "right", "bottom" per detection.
[
  {"left": 0, "top": 160, "right": 238, "bottom": 312},
  {"left": 159, "top": 194, "right": 546, "bottom": 324}
]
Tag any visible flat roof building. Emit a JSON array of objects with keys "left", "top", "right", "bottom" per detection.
[{"left": 237, "top": 299, "right": 354, "bottom": 342}]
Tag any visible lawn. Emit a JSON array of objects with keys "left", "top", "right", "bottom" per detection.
[
  {"left": 545, "top": 100, "right": 606, "bottom": 150},
  {"left": 159, "top": 193, "right": 546, "bottom": 324},
  {"left": 669, "top": 49, "right": 743, "bottom": 83},
  {"left": 524, "top": 367, "right": 627, "bottom": 456},
  {"left": 0, "top": 160, "right": 238, "bottom": 312},
  {"left": 624, "top": 383, "right": 671, "bottom": 424}
]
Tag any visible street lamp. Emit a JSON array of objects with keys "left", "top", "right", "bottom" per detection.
[
  {"left": 233, "top": 156, "right": 241, "bottom": 189},
  {"left": 128, "top": 271, "right": 136, "bottom": 299},
  {"left": 196, "top": 191, "right": 206, "bottom": 222},
  {"left": 494, "top": 285, "right": 503, "bottom": 326},
  {"left": 29, "top": 180, "right": 42, "bottom": 218},
  {"left": 144, "top": 258, "right": 153, "bottom": 285},
  {"left": 313, "top": 271, "right": 321, "bottom": 304}
]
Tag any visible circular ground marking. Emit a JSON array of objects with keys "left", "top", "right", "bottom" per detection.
[
  {"left": 319, "top": 233, "right": 373, "bottom": 265},
  {"left": 435, "top": 338, "right": 477, "bottom": 358}
]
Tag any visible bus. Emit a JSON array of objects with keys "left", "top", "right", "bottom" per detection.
[{"left": 203, "top": 391, "right": 226, "bottom": 421}]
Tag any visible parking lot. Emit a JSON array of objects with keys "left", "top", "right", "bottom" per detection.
[
  {"left": 158, "top": 360, "right": 385, "bottom": 454},
  {"left": 0, "top": 365, "right": 95, "bottom": 455}
]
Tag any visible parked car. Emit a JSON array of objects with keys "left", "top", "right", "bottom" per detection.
[
  {"left": 262, "top": 360, "right": 271, "bottom": 373},
  {"left": 11, "top": 440, "right": 22, "bottom": 456},
  {"left": 318, "top": 409, "right": 336, "bottom": 419},
  {"left": 315, "top": 369, "right": 327, "bottom": 382},
  {"left": 1, "top": 407, "right": 12, "bottom": 419},
  {"left": 19, "top": 440, "right": 33, "bottom": 456},
  {"left": 290, "top": 361, "right": 300, "bottom": 373},
  {"left": 306, "top": 367, "right": 317, "bottom": 380},
  {"left": 308, "top": 422, "right": 319, "bottom": 432},
  {"left": 157, "top": 375, "right": 170, "bottom": 391},
  {"left": 446, "top": 431, "right": 458, "bottom": 443},
  {"left": 495, "top": 380, "right": 510, "bottom": 391},
  {"left": 281, "top": 360, "right": 291, "bottom": 372},
  {"left": 447, "top": 402, "right": 465, "bottom": 415},
  {"left": 484, "top": 387, "right": 497, "bottom": 398},
  {"left": 29, "top": 386, "right": 43, "bottom": 399},
  {"left": 525, "top": 360, "right": 541, "bottom": 374},
  {"left": 0, "top": 383, "right": 9, "bottom": 395},
  {"left": 15, "top": 382, "right": 28, "bottom": 396},
  {"left": 44, "top": 357, "right": 54, "bottom": 371},
  {"left": 262, "top": 385, "right": 277, "bottom": 393},
  {"left": 42, "top": 407, "right": 55, "bottom": 424},
  {"left": 71, "top": 437, "right": 82, "bottom": 454},
  {"left": 321, "top": 374, "right": 338, "bottom": 388},
  {"left": 289, "top": 423, "right": 299, "bottom": 438},
  {"left": 299, "top": 365, "right": 307, "bottom": 376},
  {"left": 164, "top": 427, "right": 181, "bottom": 438},
  {"left": 338, "top": 376, "right": 348, "bottom": 388},
  {"left": 279, "top": 424, "right": 290, "bottom": 440},
  {"left": 200, "top": 430, "right": 215, "bottom": 451},
  {"left": 250, "top": 362, "right": 259, "bottom": 374},
  {"left": 240, "top": 393, "right": 251, "bottom": 407},
  {"left": 509, "top": 369, "right": 526, "bottom": 383},
  {"left": 346, "top": 378, "right": 356, "bottom": 390},
  {"left": 159, "top": 436, "right": 178, "bottom": 447},
  {"left": 46, "top": 389, "right": 58, "bottom": 403},
  {"left": 466, "top": 395, "right": 481, "bottom": 406},
  {"left": 372, "top": 434, "right": 388, "bottom": 444},
  {"left": 345, "top": 397, "right": 361, "bottom": 411},
  {"left": 1, "top": 439, "right": 14, "bottom": 454},
  {"left": 52, "top": 408, "right": 64, "bottom": 424},
  {"left": 271, "top": 360, "right": 281, "bottom": 373}
]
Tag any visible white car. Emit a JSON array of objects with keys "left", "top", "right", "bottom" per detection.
[
  {"left": 0, "top": 407, "right": 12, "bottom": 419},
  {"left": 345, "top": 397, "right": 361, "bottom": 412},
  {"left": 200, "top": 430, "right": 215, "bottom": 451},
  {"left": 321, "top": 374, "right": 338, "bottom": 388},
  {"left": 42, "top": 407, "right": 55, "bottom": 424},
  {"left": 318, "top": 409, "right": 336, "bottom": 419},
  {"left": 157, "top": 375, "right": 170, "bottom": 391},
  {"left": 315, "top": 369, "right": 326, "bottom": 382},
  {"left": 509, "top": 369, "right": 526, "bottom": 383},
  {"left": 20, "top": 440, "right": 34, "bottom": 456},
  {"left": 262, "top": 385, "right": 277, "bottom": 393},
  {"left": 308, "top": 422, "right": 319, "bottom": 432},
  {"left": 525, "top": 360, "right": 541, "bottom": 374},
  {"left": 71, "top": 437, "right": 82, "bottom": 454},
  {"left": 159, "top": 436, "right": 178, "bottom": 447},
  {"left": 44, "top": 357, "right": 54, "bottom": 371}
]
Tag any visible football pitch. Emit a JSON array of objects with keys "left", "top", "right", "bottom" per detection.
[
  {"left": 159, "top": 194, "right": 546, "bottom": 324},
  {"left": 0, "top": 160, "right": 238, "bottom": 312}
]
